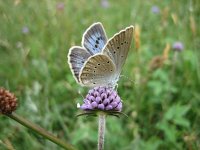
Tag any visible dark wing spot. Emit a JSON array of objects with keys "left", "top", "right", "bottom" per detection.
[
  {"left": 96, "top": 40, "right": 99, "bottom": 44},
  {"left": 110, "top": 70, "right": 113, "bottom": 71},
  {"left": 121, "top": 43, "right": 123, "bottom": 45},
  {"left": 98, "top": 63, "right": 100, "bottom": 65},
  {"left": 93, "top": 82, "right": 96, "bottom": 84},
  {"left": 95, "top": 66, "right": 97, "bottom": 68},
  {"left": 121, "top": 55, "right": 124, "bottom": 58},
  {"left": 114, "top": 51, "right": 116, "bottom": 54},
  {"left": 97, "top": 37, "right": 100, "bottom": 40},
  {"left": 117, "top": 47, "right": 119, "bottom": 49},
  {"left": 107, "top": 61, "right": 110, "bottom": 63},
  {"left": 95, "top": 45, "right": 98, "bottom": 48}
]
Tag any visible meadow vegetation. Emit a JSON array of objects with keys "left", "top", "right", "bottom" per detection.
[{"left": 0, "top": 0, "right": 200, "bottom": 149}]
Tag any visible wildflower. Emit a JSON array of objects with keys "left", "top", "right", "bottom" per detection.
[
  {"left": 151, "top": 6, "right": 160, "bottom": 14},
  {"left": 0, "top": 88, "right": 18, "bottom": 115},
  {"left": 22, "top": 26, "right": 29, "bottom": 34},
  {"left": 172, "top": 42, "right": 184, "bottom": 52},
  {"left": 100, "top": 0, "right": 110, "bottom": 9},
  {"left": 56, "top": 2, "right": 65, "bottom": 11},
  {"left": 80, "top": 86, "right": 122, "bottom": 112}
]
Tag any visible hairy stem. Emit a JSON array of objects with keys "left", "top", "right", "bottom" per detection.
[
  {"left": 8, "top": 113, "right": 76, "bottom": 150},
  {"left": 98, "top": 113, "right": 106, "bottom": 150}
]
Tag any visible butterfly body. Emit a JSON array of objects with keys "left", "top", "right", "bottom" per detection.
[{"left": 68, "top": 22, "right": 134, "bottom": 88}]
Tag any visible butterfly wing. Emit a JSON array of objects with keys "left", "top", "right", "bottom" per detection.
[
  {"left": 82, "top": 22, "right": 108, "bottom": 55},
  {"left": 79, "top": 54, "right": 116, "bottom": 87},
  {"left": 103, "top": 26, "right": 134, "bottom": 75},
  {"left": 68, "top": 46, "right": 91, "bottom": 82}
]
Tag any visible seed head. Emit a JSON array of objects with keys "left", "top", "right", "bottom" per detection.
[{"left": 0, "top": 88, "right": 18, "bottom": 115}]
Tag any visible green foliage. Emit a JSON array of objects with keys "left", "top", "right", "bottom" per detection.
[{"left": 0, "top": 0, "right": 200, "bottom": 149}]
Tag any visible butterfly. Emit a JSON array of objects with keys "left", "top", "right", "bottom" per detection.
[{"left": 68, "top": 22, "right": 134, "bottom": 88}]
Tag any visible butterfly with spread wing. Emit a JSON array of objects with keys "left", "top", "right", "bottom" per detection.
[{"left": 68, "top": 22, "right": 134, "bottom": 88}]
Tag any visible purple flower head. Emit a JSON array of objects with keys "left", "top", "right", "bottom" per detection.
[
  {"left": 56, "top": 2, "right": 65, "bottom": 11},
  {"left": 172, "top": 42, "right": 184, "bottom": 52},
  {"left": 80, "top": 86, "right": 122, "bottom": 112},
  {"left": 151, "top": 6, "right": 160, "bottom": 14},
  {"left": 22, "top": 26, "right": 29, "bottom": 34},
  {"left": 101, "top": 0, "right": 110, "bottom": 9}
]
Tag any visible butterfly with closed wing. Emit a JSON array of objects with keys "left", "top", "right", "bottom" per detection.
[{"left": 68, "top": 22, "right": 134, "bottom": 88}]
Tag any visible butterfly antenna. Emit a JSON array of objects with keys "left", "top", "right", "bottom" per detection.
[{"left": 78, "top": 89, "right": 84, "bottom": 99}]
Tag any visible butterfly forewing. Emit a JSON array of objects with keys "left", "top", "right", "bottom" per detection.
[
  {"left": 82, "top": 22, "right": 108, "bottom": 55},
  {"left": 79, "top": 54, "right": 116, "bottom": 87},
  {"left": 68, "top": 46, "right": 91, "bottom": 82},
  {"left": 103, "top": 26, "right": 134, "bottom": 74}
]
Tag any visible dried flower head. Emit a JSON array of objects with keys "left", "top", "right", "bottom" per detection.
[
  {"left": 79, "top": 87, "right": 123, "bottom": 116},
  {"left": 149, "top": 44, "right": 170, "bottom": 71},
  {"left": 0, "top": 88, "right": 18, "bottom": 115}
]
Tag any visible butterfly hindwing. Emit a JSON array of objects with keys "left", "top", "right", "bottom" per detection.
[
  {"left": 68, "top": 46, "right": 91, "bottom": 82},
  {"left": 82, "top": 22, "right": 108, "bottom": 55},
  {"left": 103, "top": 26, "right": 134, "bottom": 74},
  {"left": 79, "top": 54, "right": 116, "bottom": 87}
]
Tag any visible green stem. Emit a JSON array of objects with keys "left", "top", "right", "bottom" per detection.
[
  {"left": 98, "top": 114, "right": 106, "bottom": 150},
  {"left": 7, "top": 113, "right": 76, "bottom": 150}
]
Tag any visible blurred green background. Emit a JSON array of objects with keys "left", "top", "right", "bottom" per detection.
[{"left": 0, "top": 0, "right": 200, "bottom": 149}]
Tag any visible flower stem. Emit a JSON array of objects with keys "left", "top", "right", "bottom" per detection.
[
  {"left": 7, "top": 113, "right": 76, "bottom": 150},
  {"left": 98, "top": 113, "right": 106, "bottom": 150}
]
